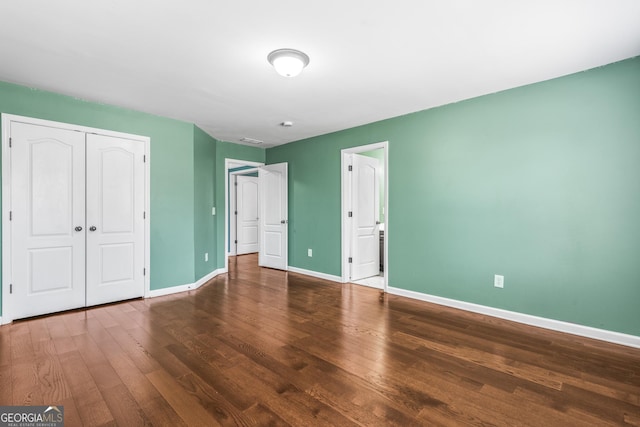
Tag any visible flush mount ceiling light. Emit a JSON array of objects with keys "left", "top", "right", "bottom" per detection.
[{"left": 267, "top": 48, "right": 310, "bottom": 77}]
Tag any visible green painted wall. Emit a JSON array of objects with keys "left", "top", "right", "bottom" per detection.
[
  {"left": 194, "top": 126, "right": 217, "bottom": 279},
  {"left": 0, "top": 81, "right": 199, "bottom": 306},
  {"left": 215, "top": 141, "right": 266, "bottom": 266},
  {"left": 267, "top": 57, "right": 640, "bottom": 336},
  {"left": 0, "top": 81, "right": 267, "bottom": 318}
]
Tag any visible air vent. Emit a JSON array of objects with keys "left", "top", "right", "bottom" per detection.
[{"left": 240, "top": 137, "right": 263, "bottom": 144}]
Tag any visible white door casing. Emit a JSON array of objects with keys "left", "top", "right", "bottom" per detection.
[
  {"left": 229, "top": 175, "right": 237, "bottom": 256},
  {"left": 259, "top": 163, "right": 288, "bottom": 270},
  {"left": 2, "top": 114, "right": 150, "bottom": 324},
  {"left": 85, "top": 133, "right": 146, "bottom": 306},
  {"left": 236, "top": 175, "right": 259, "bottom": 255},
  {"left": 350, "top": 154, "right": 380, "bottom": 281},
  {"left": 9, "top": 122, "right": 87, "bottom": 319},
  {"left": 224, "top": 159, "right": 264, "bottom": 270}
]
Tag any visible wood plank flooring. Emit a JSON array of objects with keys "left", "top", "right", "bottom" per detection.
[{"left": 1, "top": 253, "right": 639, "bottom": 426}]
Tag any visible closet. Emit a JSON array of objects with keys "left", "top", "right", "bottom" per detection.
[{"left": 2, "top": 115, "right": 148, "bottom": 322}]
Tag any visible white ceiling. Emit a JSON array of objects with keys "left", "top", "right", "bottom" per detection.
[{"left": 1, "top": 1, "right": 639, "bottom": 148}]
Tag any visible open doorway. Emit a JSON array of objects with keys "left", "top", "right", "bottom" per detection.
[
  {"left": 225, "top": 159, "right": 264, "bottom": 271},
  {"left": 225, "top": 159, "right": 289, "bottom": 273},
  {"left": 341, "top": 142, "right": 389, "bottom": 292},
  {"left": 229, "top": 169, "right": 259, "bottom": 256}
]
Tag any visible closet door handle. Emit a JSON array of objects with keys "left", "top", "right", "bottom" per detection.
[
  {"left": 89, "top": 226, "right": 97, "bottom": 232},
  {"left": 75, "top": 226, "right": 83, "bottom": 232}
]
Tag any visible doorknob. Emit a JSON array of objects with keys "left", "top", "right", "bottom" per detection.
[
  {"left": 75, "top": 226, "right": 83, "bottom": 232},
  {"left": 89, "top": 226, "right": 97, "bottom": 231},
  {"left": 280, "top": 220, "right": 288, "bottom": 224}
]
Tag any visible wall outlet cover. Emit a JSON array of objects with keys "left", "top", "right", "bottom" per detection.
[
  {"left": 494, "top": 274, "right": 504, "bottom": 288},
  {"left": 308, "top": 249, "right": 312, "bottom": 257}
]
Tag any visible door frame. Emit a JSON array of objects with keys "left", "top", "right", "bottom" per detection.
[
  {"left": 1, "top": 113, "right": 151, "bottom": 324},
  {"left": 341, "top": 141, "right": 389, "bottom": 291},
  {"left": 224, "top": 158, "right": 264, "bottom": 271},
  {"left": 228, "top": 168, "right": 259, "bottom": 256}
]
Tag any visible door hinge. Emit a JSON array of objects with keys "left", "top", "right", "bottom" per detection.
[
  {"left": 234, "top": 240, "right": 238, "bottom": 244},
  {"left": 234, "top": 211, "right": 238, "bottom": 215},
  {"left": 9, "top": 211, "right": 12, "bottom": 221},
  {"left": 348, "top": 165, "right": 353, "bottom": 172},
  {"left": 348, "top": 257, "right": 353, "bottom": 263},
  {"left": 9, "top": 137, "right": 12, "bottom": 148},
  {"left": 143, "top": 154, "right": 146, "bottom": 163},
  {"left": 10, "top": 284, "right": 13, "bottom": 294},
  {"left": 348, "top": 211, "right": 352, "bottom": 218},
  {"left": 143, "top": 268, "right": 146, "bottom": 276},
  {"left": 143, "top": 211, "right": 146, "bottom": 219}
]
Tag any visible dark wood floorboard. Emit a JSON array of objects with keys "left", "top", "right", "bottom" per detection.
[{"left": 1, "top": 253, "right": 639, "bottom": 426}]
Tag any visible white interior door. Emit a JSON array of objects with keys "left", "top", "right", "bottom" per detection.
[
  {"left": 350, "top": 154, "right": 380, "bottom": 281},
  {"left": 85, "top": 134, "right": 145, "bottom": 306},
  {"left": 236, "top": 175, "right": 259, "bottom": 254},
  {"left": 10, "top": 122, "right": 87, "bottom": 319},
  {"left": 259, "top": 163, "right": 288, "bottom": 270}
]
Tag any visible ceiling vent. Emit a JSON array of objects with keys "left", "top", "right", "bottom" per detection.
[{"left": 240, "top": 137, "right": 263, "bottom": 144}]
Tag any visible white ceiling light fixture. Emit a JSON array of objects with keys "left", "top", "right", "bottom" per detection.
[{"left": 267, "top": 48, "right": 310, "bottom": 77}]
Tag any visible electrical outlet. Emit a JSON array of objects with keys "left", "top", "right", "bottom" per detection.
[
  {"left": 205, "top": 253, "right": 209, "bottom": 262},
  {"left": 212, "top": 207, "right": 216, "bottom": 216},
  {"left": 494, "top": 274, "right": 504, "bottom": 288},
  {"left": 308, "top": 249, "right": 313, "bottom": 257}
]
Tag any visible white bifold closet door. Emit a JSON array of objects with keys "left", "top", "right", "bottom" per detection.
[{"left": 10, "top": 121, "right": 145, "bottom": 320}]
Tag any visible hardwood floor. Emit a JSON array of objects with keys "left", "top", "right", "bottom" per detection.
[{"left": 1, "top": 253, "right": 639, "bottom": 426}]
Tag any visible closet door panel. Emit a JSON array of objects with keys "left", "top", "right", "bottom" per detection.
[
  {"left": 10, "top": 122, "right": 86, "bottom": 319},
  {"left": 85, "top": 134, "right": 145, "bottom": 306}
]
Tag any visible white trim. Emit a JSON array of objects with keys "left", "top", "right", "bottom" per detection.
[
  {"left": 1, "top": 113, "right": 151, "bottom": 324},
  {"left": 1, "top": 115, "right": 12, "bottom": 325},
  {"left": 224, "top": 159, "right": 265, "bottom": 271},
  {"left": 388, "top": 286, "right": 640, "bottom": 349},
  {"left": 194, "top": 268, "right": 226, "bottom": 288},
  {"left": 144, "top": 135, "right": 151, "bottom": 298},
  {"left": 147, "top": 268, "right": 226, "bottom": 298},
  {"left": 341, "top": 141, "right": 389, "bottom": 292},
  {"left": 288, "top": 266, "right": 342, "bottom": 283}
]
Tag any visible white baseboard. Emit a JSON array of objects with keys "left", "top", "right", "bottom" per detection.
[
  {"left": 147, "top": 268, "right": 226, "bottom": 298},
  {"left": 388, "top": 287, "right": 640, "bottom": 349},
  {"left": 288, "top": 266, "right": 342, "bottom": 283},
  {"left": 194, "top": 268, "right": 227, "bottom": 288}
]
